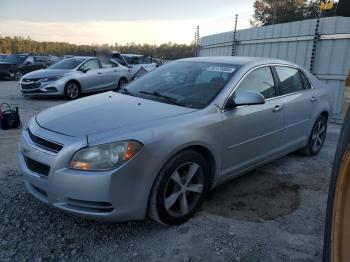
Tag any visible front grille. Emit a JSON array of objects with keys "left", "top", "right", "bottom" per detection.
[
  {"left": 24, "top": 157, "right": 50, "bottom": 176},
  {"left": 65, "top": 198, "right": 114, "bottom": 213},
  {"left": 31, "top": 184, "right": 48, "bottom": 197},
  {"left": 28, "top": 129, "right": 63, "bottom": 153},
  {"left": 21, "top": 82, "right": 40, "bottom": 90}
]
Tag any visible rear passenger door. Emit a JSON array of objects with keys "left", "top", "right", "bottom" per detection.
[
  {"left": 273, "top": 66, "right": 316, "bottom": 150},
  {"left": 100, "top": 60, "right": 119, "bottom": 89},
  {"left": 221, "top": 66, "right": 285, "bottom": 176}
]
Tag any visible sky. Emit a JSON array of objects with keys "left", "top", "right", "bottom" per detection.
[{"left": 0, "top": 0, "right": 255, "bottom": 45}]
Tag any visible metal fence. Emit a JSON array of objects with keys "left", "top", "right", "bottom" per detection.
[{"left": 197, "top": 16, "right": 350, "bottom": 122}]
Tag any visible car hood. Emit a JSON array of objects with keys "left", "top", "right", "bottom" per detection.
[
  {"left": 36, "top": 92, "right": 197, "bottom": 137},
  {"left": 23, "top": 69, "right": 72, "bottom": 79}
]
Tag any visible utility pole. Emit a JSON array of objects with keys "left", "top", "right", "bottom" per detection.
[
  {"left": 195, "top": 25, "right": 200, "bottom": 57},
  {"left": 231, "top": 14, "right": 238, "bottom": 56}
]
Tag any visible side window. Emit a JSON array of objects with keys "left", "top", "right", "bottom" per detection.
[
  {"left": 101, "top": 61, "right": 117, "bottom": 68},
  {"left": 300, "top": 71, "right": 312, "bottom": 90},
  {"left": 81, "top": 59, "right": 100, "bottom": 71},
  {"left": 130, "top": 57, "right": 141, "bottom": 65},
  {"left": 275, "top": 66, "right": 304, "bottom": 95},
  {"left": 24, "top": 56, "right": 35, "bottom": 64},
  {"left": 140, "top": 56, "right": 152, "bottom": 64},
  {"left": 234, "top": 66, "right": 276, "bottom": 99},
  {"left": 35, "top": 56, "right": 46, "bottom": 63}
]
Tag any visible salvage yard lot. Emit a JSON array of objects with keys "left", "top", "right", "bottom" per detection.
[{"left": 0, "top": 81, "right": 341, "bottom": 261}]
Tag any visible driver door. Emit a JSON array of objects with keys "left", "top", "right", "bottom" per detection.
[
  {"left": 221, "top": 66, "right": 285, "bottom": 177},
  {"left": 78, "top": 58, "right": 103, "bottom": 92}
]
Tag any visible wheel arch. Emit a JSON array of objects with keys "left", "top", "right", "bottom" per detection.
[{"left": 64, "top": 79, "right": 82, "bottom": 92}]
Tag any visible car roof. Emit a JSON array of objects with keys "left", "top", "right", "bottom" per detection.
[
  {"left": 122, "top": 54, "right": 144, "bottom": 57},
  {"left": 179, "top": 56, "right": 297, "bottom": 67},
  {"left": 66, "top": 56, "right": 94, "bottom": 60}
]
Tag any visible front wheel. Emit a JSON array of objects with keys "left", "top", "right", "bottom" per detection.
[
  {"left": 13, "top": 70, "right": 23, "bottom": 81},
  {"left": 64, "top": 81, "right": 81, "bottom": 100},
  {"left": 148, "top": 150, "right": 209, "bottom": 225}
]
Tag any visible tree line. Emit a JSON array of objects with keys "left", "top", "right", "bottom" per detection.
[
  {"left": 0, "top": 36, "right": 196, "bottom": 60},
  {"left": 252, "top": 0, "right": 337, "bottom": 26}
]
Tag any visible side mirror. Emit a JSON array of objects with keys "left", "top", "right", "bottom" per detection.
[
  {"left": 79, "top": 68, "right": 90, "bottom": 73},
  {"left": 25, "top": 61, "right": 32, "bottom": 65},
  {"left": 127, "top": 65, "right": 132, "bottom": 68},
  {"left": 226, "top": 91, "right": 265, "bottom": 108}
]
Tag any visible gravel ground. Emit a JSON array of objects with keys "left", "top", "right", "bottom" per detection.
[{"left": 0, "top": 81, "right": 341, "bottom": 261}]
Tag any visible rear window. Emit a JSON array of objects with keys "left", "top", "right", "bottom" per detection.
[{"left": 275, "top": 66, "right": 304, "bottom": 95}]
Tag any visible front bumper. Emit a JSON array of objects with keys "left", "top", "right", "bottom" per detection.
[
  {"left": 19, "top": 79, "right": 65, "bottom": 96},
  {"left": 18, "top": 121, "right": 155, "bottom": 221},
  {"left": 0, "top": 71, "right": 13, "bottom": 79}
]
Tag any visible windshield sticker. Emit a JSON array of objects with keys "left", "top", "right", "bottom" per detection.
[{"left": 207, "top": 66, "right": 236, "bottom": 73}]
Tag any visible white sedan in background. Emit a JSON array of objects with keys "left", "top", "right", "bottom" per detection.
[{"left": 19, "top": 56, "right": 132, "bottom": 99}]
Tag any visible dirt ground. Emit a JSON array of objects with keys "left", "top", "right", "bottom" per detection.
[{"left": 0, "top": 81, "right": 341, "bottom": 261}]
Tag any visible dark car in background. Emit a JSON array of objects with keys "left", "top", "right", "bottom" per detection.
[
  {"left": 0, "top": 54, "right": 8, "bottom": 61},
  {"left": 0, "top": 54, "right": 53, "bottom": 80}
]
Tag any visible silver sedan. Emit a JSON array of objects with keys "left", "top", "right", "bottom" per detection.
[
  {"left": 18, "top": 56, "right": 332, "bottom": 225},
  {"left": 19, "top": 57, "right": 132, "bottom": 99}
]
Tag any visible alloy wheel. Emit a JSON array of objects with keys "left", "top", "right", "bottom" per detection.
[
  {"left": 311, "top": 120, "right": 326, "bottom": 152},
  {"left": 14, "top": 71, "right": 23, "bottom": 80},
  {"left": 163, "top": 162, "right": 204, "bottom": 217},
  {"left": 66, "top": 83, "right": 79, "bottom": 99}
]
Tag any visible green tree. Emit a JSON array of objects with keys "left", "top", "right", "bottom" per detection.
[{"left": 251, "top": 0, "right": 337, "bottom": 26}]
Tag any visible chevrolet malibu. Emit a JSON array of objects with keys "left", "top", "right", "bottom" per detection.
[
  {"left": 18, "top": 56, "right": 332, "bottom": 225},
  {"left": 19, "top": 56, "right": 131, "bottom": 99}
]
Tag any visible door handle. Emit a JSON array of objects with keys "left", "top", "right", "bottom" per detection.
[
  {"left": 272, "top": 105, "right": 283, "bottom": 113},
  {"left": 97, "top": 72, "right": 102, "bottom": 74},
  {"left": 311, "top": 96, "right": 317, "bottom": 102}
]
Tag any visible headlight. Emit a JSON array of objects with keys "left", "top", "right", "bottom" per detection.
[
  {"left": 69, "top": 141, "right": 143, "bottom": 171},
  {"left": 40, "top": 74, "right": 63, "bottom": 82}
]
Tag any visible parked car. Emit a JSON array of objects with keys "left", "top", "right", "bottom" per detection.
[
  {"left": 18, "top": 56, "right": 332, "bottom": 225},
  {"left": 0, "top": 54, "right": 53, "bottom": 80},
  {"left": 110, "top": 51, "right": 158, "bottom": 76},
  {"left": 0, "top": 54, "right": 8, "bottom": 61},
  {"left": 19, "top": 56, "right": 132, "bottom": 99}
]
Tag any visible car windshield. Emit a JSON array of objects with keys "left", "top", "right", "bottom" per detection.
[
  {"left": 123, "top": 61, "right": 240, "bottom": 109},
  {"left": 2, "top": 54, "right": 27, "bottom": 63},
  {"left": 48, "top": 58, "right": 85, "bottom": 69},
  {"left": 122, "top": 55, "right": 142, "bottom": 64}
]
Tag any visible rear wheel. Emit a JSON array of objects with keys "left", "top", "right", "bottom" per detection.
[
  {"left": 300, "top": 115, "right": 327, "bottom": 156},
  {"left": 323, "top": 108, "right": 350, "bottom": 262},
  {"left": 64, "top": 81, "right": 81, "bottom": 100},
  {"left": 116, "top": 78, "right": 127, "bottom": 91},
  {"left": 148, "top": 150, "right": 209, "bottom": 225}
]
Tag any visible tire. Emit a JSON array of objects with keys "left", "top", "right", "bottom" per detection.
[
  {"left": 323, "top": 108, "right": 350, "bottom": 262},
  {"left": 64, "top": 81, "right": 81, "bottom": 100},
  {"left": 148, "top": 150, "right": 210, "bottom": 225},
  {"left": 115, "top": 78, "right": 127, "bottom": 91},
  {"left": 300, "top": 115, "right": 328, "bottom": 156},
  {"left": 13, "top": 70, "right": 23, "bottom": 81}
]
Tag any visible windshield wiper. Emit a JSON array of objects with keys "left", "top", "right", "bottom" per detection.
[{"left": 139, "top": 90, "right": 182, "bottom": 106}]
